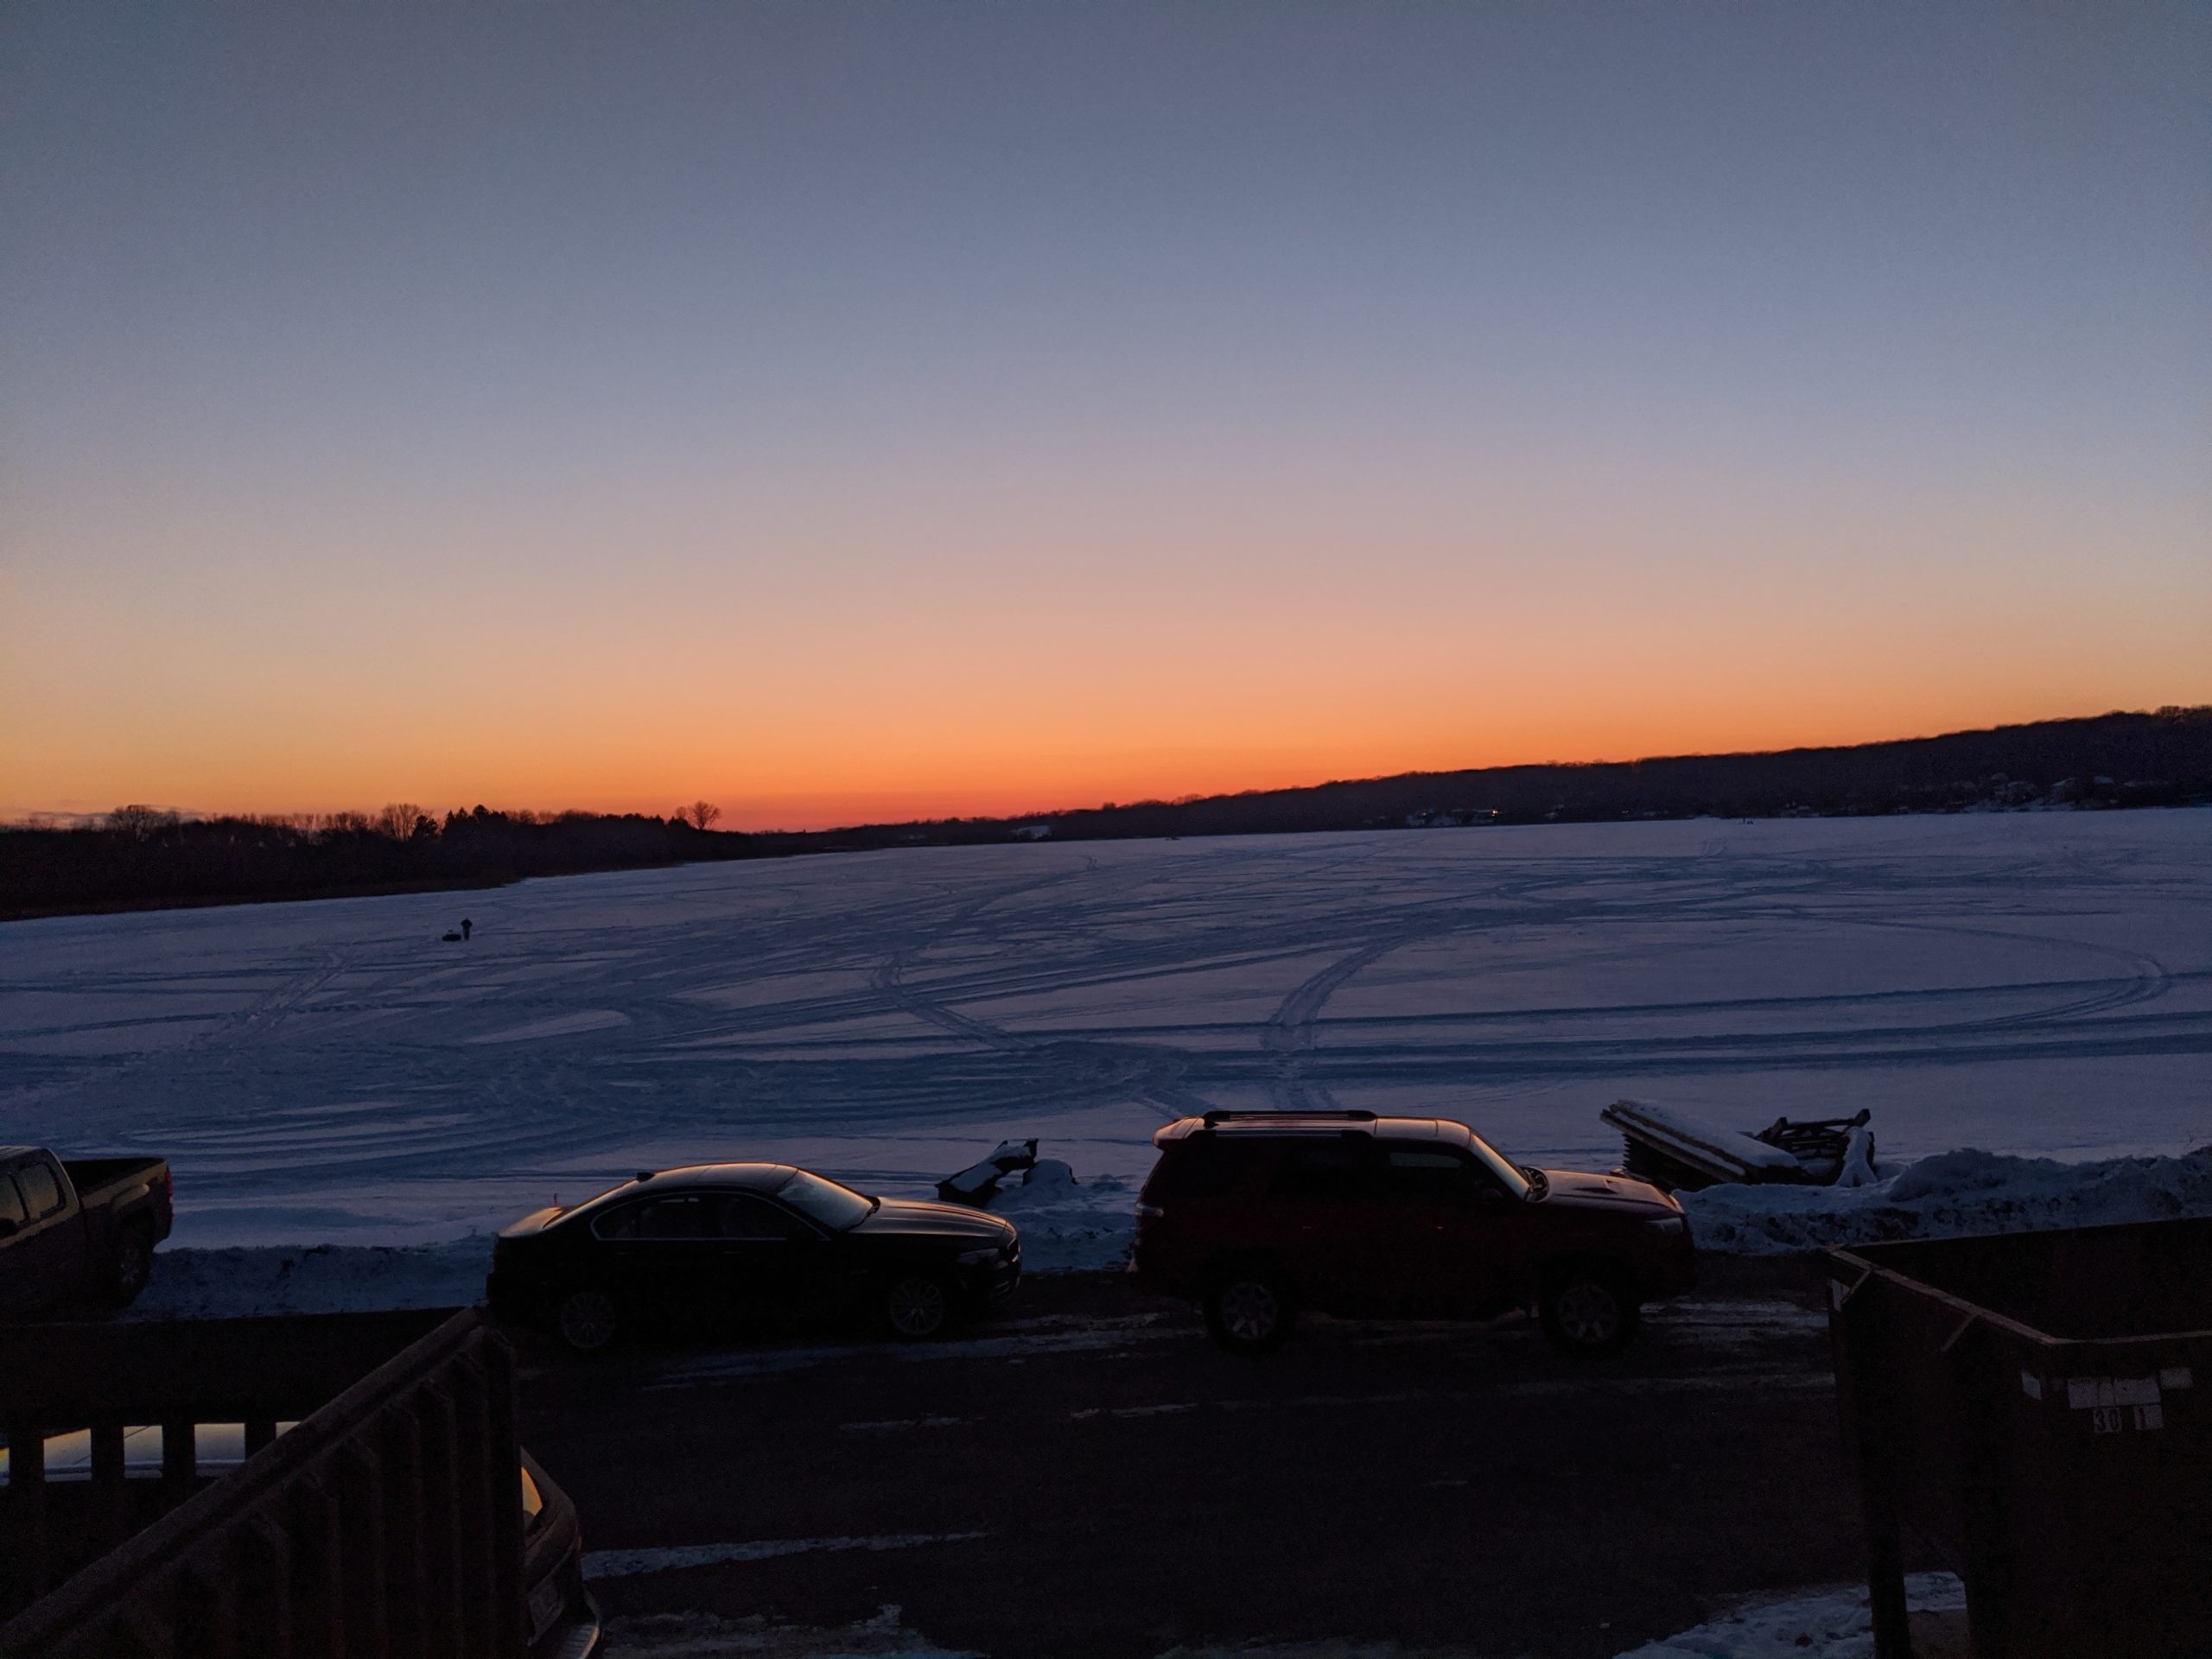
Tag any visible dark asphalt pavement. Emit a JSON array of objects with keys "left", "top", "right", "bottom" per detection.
[{"left": 516, "top": 1264, "right": 1881, "bottom": 1658}]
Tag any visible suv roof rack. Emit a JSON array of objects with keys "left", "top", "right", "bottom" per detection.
[{"left": 1199, "top": 1109, "right": 1377, "bottom": 1127}]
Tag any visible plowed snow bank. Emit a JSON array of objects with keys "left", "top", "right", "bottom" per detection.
[{"left": 1681, "top": 1145, "right": 2212, "bottom": 1255}]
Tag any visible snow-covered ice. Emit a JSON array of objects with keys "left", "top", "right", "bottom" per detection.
[{"left": 4, "top": 813, "right": 2208, "bottom": 1264}]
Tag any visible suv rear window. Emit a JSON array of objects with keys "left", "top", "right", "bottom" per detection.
[
  {"left": 1148, "top": 1139, "right": 1249, "bottom": 1198},
  {"left": 1268, "top": 1140, "right": 1371, "bottom": 1200}
]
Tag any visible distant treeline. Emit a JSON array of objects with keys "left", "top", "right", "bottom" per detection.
[
  {"left": 6, "top": 709, "right": 2208, "bottom": 919},
  {"left": 0, "top": 805, "right": 755, "bottom": 920}
]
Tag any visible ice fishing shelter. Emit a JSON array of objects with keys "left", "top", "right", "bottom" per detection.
[{"left": 1827, "top": 1217, "right": 2212, "bottom": 1658}]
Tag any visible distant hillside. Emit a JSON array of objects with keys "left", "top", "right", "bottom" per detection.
[
  {"left": 781, "top": 706, "right": 2212, "bottom": 849},
  {"left": 5, "top": 708, "right": 2207, "bottom": 918}
]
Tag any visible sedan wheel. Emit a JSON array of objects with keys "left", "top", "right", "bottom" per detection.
[
  {"left": 556, "top": 1287, "right": 620, "bottom": 1354},
  {"left": 1540, "top": 1270, "right": 1637, "bottom": 1355},
  {"left": 883, "top": 1275, "right": 951, "bottom": 1339}
]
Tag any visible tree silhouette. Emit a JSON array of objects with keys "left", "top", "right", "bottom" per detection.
[
  {"left": 374, "top": 803, "right": 425, "bottom": 840},
  {"left": 683, "top": 801, "right": 722, "bottom": 830},
  {"left": 106, "top": 804, "right": 178, "bottom": 838}
]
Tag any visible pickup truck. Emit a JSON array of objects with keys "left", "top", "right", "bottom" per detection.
[{"left": 0, "top": 1147, "right": 174, "bottom": 1316}]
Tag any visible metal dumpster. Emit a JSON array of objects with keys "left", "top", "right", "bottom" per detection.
[{"left": 1829, "top": 1217, "right": 2212, "bottom": 1659}]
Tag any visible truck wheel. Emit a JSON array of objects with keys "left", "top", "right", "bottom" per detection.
[
  {"left": 882, "top": 1274, "right": 952, "bottom": 1339},
  {"left": 1204, "top": 1267, "right": 1294, "bottom": 1353},
  {"left": 556, "top": 1287, "right": 621, "bottom": 1354},
  {"left": 106, "top": 1223, "right": 156, "bottom": 1306},
  {"left": 1540, "top": 1267, "right": 1638, "bottom": 1356}
]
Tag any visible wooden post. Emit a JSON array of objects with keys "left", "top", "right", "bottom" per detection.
[
  {"left": 1833, "top": 1275, "right": 1914, "bottom": 1659},
  {"left": 179, "top": 1545, "right": 244, "bottom": 1659},
  {"left": 7, "top": 1418, "right": 49, "bottom": 1608},
  {"left": 379, "top": 1398, "right": 428, "bottom": 1659},
  {"left": 448, "top": 1357, "right": 495, "bottom": 1659},
  {"left": 238, "top": 1519, "right": 293, "bottom": 1658},
  {"left": 287, "top": 1476, "right": 346, "bottom": 1659},
  {"left": 334, "top": 1444, "right": 388, "bottom": 1659},
  {"left": 416, "top": 1384, "right": 462, "bottom": 1657},
  {"left": 1945, "top": 1320, "right": 2011, "bottom": 1659},
  {"left": 481, "top": 1336, "right": 524, "bottom": 1659},
  {"left": 161, "top": 1420, "right": 197, "bottom": 1509},
  {"left": 91, "top": 1420, "right": 130, "bottom": 1553}
]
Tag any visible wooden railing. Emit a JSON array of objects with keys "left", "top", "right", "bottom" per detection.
[{"left": 0, "top": 1307, "right": 524, "bottom": 1659}]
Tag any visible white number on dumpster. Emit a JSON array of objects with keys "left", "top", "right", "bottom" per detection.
[{"left": 2091, "top": 1407, "right": 2124, "bottom": 1435}]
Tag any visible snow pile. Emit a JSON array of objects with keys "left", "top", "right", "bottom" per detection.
[
  {"left": 1615, "top": 1573, "right": 1966, "bottom": 1658},
  {"left": 983, "top": 1159, "right": 1136, "bottom": 1272},
  {"left": 1681, "top": 1146, "right": 2212, "bottom": 1255},
  {"left": 128, "top": 1238, "right": 493, "bottom": 1319},
  {"left": 1834, "top": 1125, "right": 1879, "bottom": 1187}
]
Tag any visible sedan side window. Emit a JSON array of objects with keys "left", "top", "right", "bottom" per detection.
[
  {"left": 0, "top": 1176, "right": 25, "bottom": 1228},
  {"left": 592, "top": 1204, "right": 642, "bottom": 1240},
  {"left": 717, "top": 1195, "right": 799, "bottom": 1241},
  {"left": 633, "top": 1197, "right": 715, "bottom": 1239}
]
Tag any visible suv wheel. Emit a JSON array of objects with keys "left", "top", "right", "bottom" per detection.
[
  {"left": 883, "top": 1274, "right": 952, "bottom": 1339},
  {"left": 1540, "top": 1268, "right": 1637, "bottom": 1356},
  {"left": 556, "top": 1287, "right": 621, "bottom": 1354},
  {"left": 1204, "top": 1268, "right": 1294, "bottom": 1353}
]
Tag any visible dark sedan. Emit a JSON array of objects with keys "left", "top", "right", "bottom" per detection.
[{"left": 487, "top": 1162, "right": 1021, "bottom": 1351}]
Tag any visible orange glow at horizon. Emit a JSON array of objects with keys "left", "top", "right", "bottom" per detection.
[{"left": 9, "top": 462, "right": 2206, "bottom": 830}]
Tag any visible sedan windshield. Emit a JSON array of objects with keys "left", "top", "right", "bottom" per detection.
[
  {"left": 776, "top": 1168, "right": 876, "bottom": 1230},
  {"left": 1465, "top": 1132, "right": 1534, "bottom": 1201}
]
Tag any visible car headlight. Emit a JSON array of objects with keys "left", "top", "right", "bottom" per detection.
[
  {"left": 1646, "top": 1216, "right": 1688, "bottom": 1236},
  {"left": 956, "top": 1247, "right": 1001, "bottom": 1266}
]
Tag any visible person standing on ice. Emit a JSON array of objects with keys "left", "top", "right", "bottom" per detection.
[{"left": 461, "top": 918, "right": 473, "bottom": 940}]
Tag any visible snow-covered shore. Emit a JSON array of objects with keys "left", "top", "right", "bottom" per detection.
[{"left": 1681, "top": 1143, "right": 2212, "bottom": 1255}]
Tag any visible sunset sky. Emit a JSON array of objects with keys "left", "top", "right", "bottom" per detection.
[{"left": 4, "top": 3, "right": 2207, "bottom": 830}]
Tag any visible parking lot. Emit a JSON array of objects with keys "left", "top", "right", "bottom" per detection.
[{"left": 518, "top": 1263, "right": 1880, "bottom": 1658}]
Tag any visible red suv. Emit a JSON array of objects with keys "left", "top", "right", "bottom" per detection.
[{"left": 1131, "top": 1110, "right": 1696, "bottom": 1355}]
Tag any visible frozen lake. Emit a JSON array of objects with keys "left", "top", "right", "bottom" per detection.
[{"left": 4, "top": 812, "right": 2209, "bottom": 1248}]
